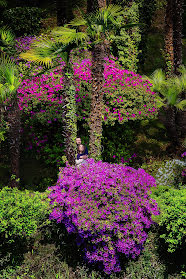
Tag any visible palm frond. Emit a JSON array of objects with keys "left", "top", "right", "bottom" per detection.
[
  {"left": 20, "top": 38, "right": 63, "bottom": 67},
  {"left": 175, "top": 99, "right": 186, "bottom": 110},
  {"left": 0, "top": 26, "right": 15, "bottom": 45},
  {"left": 52, "top": 27, "right": 87, "bottom": 44},
  {"left": 155, "top": 95, "right": 166, "bottom": 108},
  {"left": 150, "top": 69, "right": 166, "bottom": 92},
  {"left": 67, "top": 17, "right": 87, "bottom": 27},
  {"left": 0, "top": 55, "right": 20, "bottom": 100}
]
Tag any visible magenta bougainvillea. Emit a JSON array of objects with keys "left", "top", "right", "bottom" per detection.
[
  {"left": 48, "top": 159, "right": 159, "bottom": 274},
  {"left": 15, "top": 37, "right": 158, "bottom": 124}
]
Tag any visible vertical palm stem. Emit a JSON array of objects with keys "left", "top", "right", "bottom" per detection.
[{"left": 63, "top": 67, "right": 77, "bottom": 165}]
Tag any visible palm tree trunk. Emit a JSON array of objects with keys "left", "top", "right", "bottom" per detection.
[
  {"left": 164, "top": 0, "right": 174, "bottom": 76},
  {"left": 56, "top": 0, "right": 73, "bottom": 26},
  {"left": 87, "top": 0, "right": 107, "bottom": 13},
  {"left": 89, "top": 39, "right": 110, "bottom": 160},
  {"left": 63, "top": 69, "right": 77, "bottom": 165},
  {"left": 7, "top": 97, "right": 21, "bottom": 188},
  {"left": 173, "top": 0, "right": 184, "bottom": 75},
  {"left": 88, "top": 0, "right": 108, "bottom": 161},
  {"left": 87, "top": 0, "right": 98, "bottom": 13},
  {"left": 164, "top": 106, "right": 178, "bottom": 145}
]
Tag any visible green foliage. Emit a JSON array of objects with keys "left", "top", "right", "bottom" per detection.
[
  {"left": 151, "top": 186, "right": 186, "bottom": 253},
  {"left": 110, "top": 2, "right": 141, "bottom": 71},
  {"left": 102, "top": 121, "right": 135, "bottom": 164},
  {"left": 0, "top": 54, "right": 20, "bottom": 102},
  {"left": 64, "top": 83, "right": 77, "bottom": 156},
  {"left": 1, "top": 7, "right": 46, "bottom": 36},
  {"left": 145, "top": 68, "right": 186, "bottom": 110},
  {"left": 155, "top": 159, "right": 186, "bottom": 187},
  {"left": 0, "top": 26, "right": 15, "bottom": 51},
  {"left": 0, "top": 118, "right": 8, "bottom": 143},
  {"left": 138, "top": 33, "right": 165, "bottom": 75},
  {"left": 141, "top": 158, "right": 166, "bottom": 177},
  {"left": 0, "top": 187, "right": 50, "bottom": 240}
]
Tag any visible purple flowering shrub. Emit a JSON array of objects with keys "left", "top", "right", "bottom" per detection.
[{"left": 48, "top": 159, "right": 159, "bottom": 274}]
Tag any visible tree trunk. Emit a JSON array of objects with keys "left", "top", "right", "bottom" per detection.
[
  {"left": 7, "top": 97, "right": 21, "bottom": 188},
  {"left": 98, "top": 0, "right": 107, "bottom": 7},
  {"left": 87, "top": 0, "right": 107, "bottom": 13},
  {"left": 89, "top": 39, "right": 110, "bottom": 160},
  {"left": 164, "top": 106, "right": 178, "bottom": 145},
  {"left": 63, "top": 69, "right": 77, "bottom": 165},
  {"left": 56, "top": 0, "right": 73, "bottom": 26},
  {"left": 173, "top": 0, "right": 184, "bottom": 75},
  {"left": 164, "top": 0, "right": 174, "bottom": 76},
  {"left": 87, "top": 0, "right": 98, "bottom": 13}
]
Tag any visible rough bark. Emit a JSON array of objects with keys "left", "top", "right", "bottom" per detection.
[
  {"left": 63, "top": 70, "right": 77, "bottom": 165},
  {"left": 89, "top": 40, "right": 109, "bottom": 160},
  {"left": 7, "top": 97, "right": 21, "bottom": 188},
  {"left": 173, "top": 0, "right": 184, "bottom": 75},
  {"left": 87, "top": 0, "right": 98, "bottom": 13},
  {"left": 164, "top": 106, "right": 178, "bottom": 144},
  {"left": 56, "top": 0, "right": 73, "bottom": 26},
  {"left": 164, "top": 0, "right": 174, "bottom": 76},
  {"left": 87, "top": 0, "right": 107, "bottom": 13},
  {"left": 98, "top": 0, "right": 107, "bottom": 7}
]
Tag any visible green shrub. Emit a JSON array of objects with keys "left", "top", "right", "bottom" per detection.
[
  {"left": 1, "top": 7, "right": 46, "bottom": 36},
  {"left": 151, "top": 186, "right": 186, "bottom": 253},
  {"left": 0, "top": 187, "right": 50, "bottom": 240},
  {"left": 102, "top": 122, "right": 135, "bottom": 164},
  {"left": 155, "top": 159, "right": 186, "bottom": 187}
]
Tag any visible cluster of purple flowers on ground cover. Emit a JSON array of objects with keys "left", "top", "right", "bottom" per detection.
[{"left": 48, "top": 159, "right": 159, "bottom": 274}]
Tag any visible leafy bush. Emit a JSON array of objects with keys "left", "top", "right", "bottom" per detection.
[
  {"left": 2, "top": 7, "right": 46, "bottom": 36},
  {"left": 0, "top": 187, "right": 50, "bottom": 240},
  {"left": 102, "top": 121, "right": 135, "bottom": 164},
  {"left": 151, "top": 186, "right": 186, "bottom": 253},
  {"left": 155, "top": 159, "right": 186, "bottom": 187},
  {"left": 111, "top": 2, "right": 141, "bottom": 71},
  {"left": 48, "top": 159, "right": 159, "bottom": 274}
]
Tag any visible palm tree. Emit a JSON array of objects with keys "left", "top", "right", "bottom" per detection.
[
  {"left": 146, "top": 68, "right": 186, "bottom": 144},
  {"left": 0, "top": 55, "right": 21, "bottom": 187},
  {"left": 20, "top": 32, "right": 86, "bottom": 165},
  {"left": 173, "top": 0, "right": 184, "bottom": 75},
  {"left": 20, "top": 5, "right": 136, "bottom": 161},
  {"left": 68, "top": 5, "right": 127, "bottom": 160}
]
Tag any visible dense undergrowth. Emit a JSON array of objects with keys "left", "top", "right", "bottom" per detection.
[{"left": 0, "top": 157, "right": 185, "bottom": 278}]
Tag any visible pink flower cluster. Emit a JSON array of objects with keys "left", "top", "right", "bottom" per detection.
[
  {"left": 16, "top": 40, "right": 157, "bottom": 125},
  {"left": 48, "top": 159, "right": 159, "bottom": 274}
]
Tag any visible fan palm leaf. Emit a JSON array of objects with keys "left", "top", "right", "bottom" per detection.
[
  {"left": 52, "top": 27, "right": 87, "bottom": 44},
  {"left": 20, "top": 38, "right": 66, "bottom": 67},
  {"left": 0, "top": 55, "right": 20, "bottom": 99},
  {"left": 0, "top": 27, "right": 14, "bottom": 46}
]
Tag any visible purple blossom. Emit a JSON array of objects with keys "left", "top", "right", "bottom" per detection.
[{"left": 48, "top": 159, "right": 159, "bottom": 274}]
